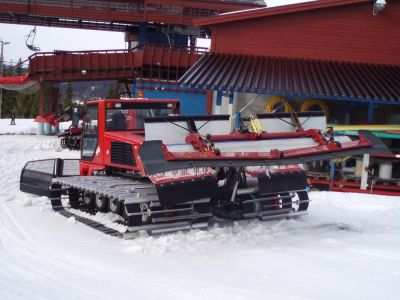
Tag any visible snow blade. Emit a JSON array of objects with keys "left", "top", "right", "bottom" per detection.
[
  {"left": 20, "top": 159, "right": 80, "bottom": 197},
  {"left": 139, "top": 131, "right": 390, "bottom": 175}
]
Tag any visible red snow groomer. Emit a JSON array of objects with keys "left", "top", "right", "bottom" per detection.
[{"left": 20, "top": 98, "right": 389, "bottom": 237}]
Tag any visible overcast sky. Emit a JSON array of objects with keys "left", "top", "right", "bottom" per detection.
[{"left": 0, "top": 0, "right": 307, "bottom": 64}]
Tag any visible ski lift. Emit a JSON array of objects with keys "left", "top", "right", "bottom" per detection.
[{"left": 25, "top": 26, "right": 41, "bottom": 52}]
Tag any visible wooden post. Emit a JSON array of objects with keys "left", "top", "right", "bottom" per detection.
[
  {"left": 215, "top": 90, "right": 222, "bottom": 114},
  {"left": 228, "top": 92, "right": 236, "bottom": 131},
  {"left": 360, "top": 154, "right": 370, "bottom": 190}
]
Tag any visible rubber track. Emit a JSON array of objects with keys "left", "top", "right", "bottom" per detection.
[
  {"left": 50, "top": 176, "right": 211, "bottom": 236},
  {"left": 49, "top": 176, "right": 309, "bottom": 238},
  {"left": 52, "top": 206, "right": 124, "bottom": 238}
]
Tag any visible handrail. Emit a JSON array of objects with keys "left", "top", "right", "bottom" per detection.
[
  {"left": 27, "top": 43, "right": 209, "bottom": 60},
  {"left": 25, "top": 42, "right": 207, "bottom": 83}
]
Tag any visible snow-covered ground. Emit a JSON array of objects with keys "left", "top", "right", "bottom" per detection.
[
  {"left": 1, "top": 120, "right": 400, "bottom": 300},
  {"left": 0, "top": 118, "right": 38, "bottom": 135},
  {"left": 0, "top": 118, "right": 71, "bottom": 135}
]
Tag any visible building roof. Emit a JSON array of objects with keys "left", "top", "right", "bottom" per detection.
[
  {"left": 179, "top": 53, "right": 400, "bottom": 103},
  {"left": 195, "top": 0, "right": 371, "bottom": 26}
]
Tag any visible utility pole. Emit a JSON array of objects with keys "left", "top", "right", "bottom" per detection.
[{"left": 0, "top": 40, "right": 10, "bottom": 119}]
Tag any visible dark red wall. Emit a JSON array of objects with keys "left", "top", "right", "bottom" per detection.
[{"left": 211, "top": 2, "right": 400, "bottom": 65}]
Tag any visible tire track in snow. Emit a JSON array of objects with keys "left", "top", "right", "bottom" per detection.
[
  {"left": 0, "top": 202, "right": 121, "bottom": 300},
  {"left": 0, "top": 202, "right": 55, "bottom": 299},
  {"left": 0, "top": 136, "right": 95, "bottom": 300},
  {"left": 1, "top": 200, "right": 267, "bottom": 300}
]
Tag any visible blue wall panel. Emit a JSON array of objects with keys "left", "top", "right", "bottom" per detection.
[{"left": 136, "top": 82, "right": 207, "bottom": 116}]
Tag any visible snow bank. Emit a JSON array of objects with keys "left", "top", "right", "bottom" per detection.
[
  {"left": 0, "top": 118, "right": 37, "bottom": 135},
  {"left": 0, "top": 118, "right": 73, "bottom": 135}
]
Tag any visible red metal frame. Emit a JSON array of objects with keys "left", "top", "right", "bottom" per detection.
[{"left": 166, "top": 130, "right": 372, "bottom": 161}]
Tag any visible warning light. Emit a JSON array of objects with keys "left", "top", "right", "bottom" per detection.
[
  {"left": 106, "top": 102, "right": 114, "bottom": 109},
  {"left": 137, "top": 90, "right": 144, "bottom": 98}
]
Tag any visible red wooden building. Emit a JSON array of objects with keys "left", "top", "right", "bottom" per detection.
[
  {"left": 202, "top": 0, "right": 400, "bottom": 65},
  {"left": 180, "top": 0, "right": 400, "bottom": 123}
]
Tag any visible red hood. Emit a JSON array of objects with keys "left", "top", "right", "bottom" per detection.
[{"left": 104, "top": 131, "right": 145, "bottom": 144}]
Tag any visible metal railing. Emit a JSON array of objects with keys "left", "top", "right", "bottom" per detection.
[{"left": 23, "top": 43, "right": 208, "bottom": 82}]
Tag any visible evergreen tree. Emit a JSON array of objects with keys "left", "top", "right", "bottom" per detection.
[
  {"left": 0, "top": 59, "right": 34, "bottom": 118},
  {"left": 1, "top": 90, "right": 15, "bottom": 118},
  {"left": 1, "top": 64, "right": 14, "bottom": 118},
  {"left": 105, "top": 82, "right": 120, "bottom": 99},
  {"left": 28, "top": 92, "right": 39, "bottom": 117},
  {"left": 14, "top": 91, "right": 40, "bottom": 118},
  {"left": 15, "top": 58, "right": 24, "bottom": 76},
  {"left": 63, "top": 82, "right": 74, "bottom": 109}
]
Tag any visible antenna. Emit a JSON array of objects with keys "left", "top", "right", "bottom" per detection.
[{"left": 25, "top": 26, "right": 41, "bottom": 52}]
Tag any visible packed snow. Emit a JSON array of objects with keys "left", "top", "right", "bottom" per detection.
[
  {"left": 0, "top": 118, "right": 37, "bottom": 135},
  {"left": 0, "top": 119, "right": 400, "bottom": 300},
  {"left": 0, "top": 118, "right": 71, "bottom": 135}
]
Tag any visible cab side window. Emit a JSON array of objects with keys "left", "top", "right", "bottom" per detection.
[{"left": 81, "top": 105, "right": 98, "bottom": 161}]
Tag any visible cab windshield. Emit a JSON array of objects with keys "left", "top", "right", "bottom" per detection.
[{"left": 106, "top": 102, "right": 177, "bottom": 131}]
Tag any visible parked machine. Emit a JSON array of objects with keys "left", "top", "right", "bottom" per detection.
[
  {"left": 20, "top": 99, "right": 389, "bottom": 237},
  {"left": 57, "top": 106, "right": 83, "bottom": 151},
  {"left": 35, "top": 105, "right": 84, "bottom": 150}
]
